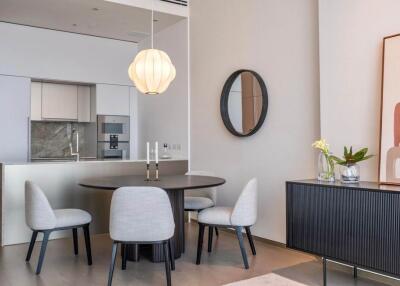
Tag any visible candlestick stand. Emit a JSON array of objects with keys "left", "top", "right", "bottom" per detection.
[
  {"left": 145, "top": 163, "right": 151, "bottom": 181},
  {"left": 154, "top": 163, "right": 160, "bottom": 181}
]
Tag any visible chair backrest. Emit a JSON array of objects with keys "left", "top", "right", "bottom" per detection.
[
  {"left": 25, "top": 181, "right": 56, "bottom": 230},
  {"left": 109, "top": 187, "right": 175, "bottom": 242},
  {"left": 185, "top": 170, "right": 217, "bottom": 203},
  {"left": 230, "top": 178, "right": 258, "bottom": 226}
]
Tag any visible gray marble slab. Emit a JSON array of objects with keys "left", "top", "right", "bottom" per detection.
[{"left": 31, "top": 121, "right": 96, "bottom": 159}]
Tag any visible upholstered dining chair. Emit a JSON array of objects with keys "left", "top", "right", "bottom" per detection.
[
  {"left": 185, "top": 170, "right": 219, "bottom": 247},
  {"left": 25, "top": 181, "right": 92, "bottom": 275},
  {"left": 107, "top": 187, "right": 175, "bottom": 286},
  {"left": 196, "top": 178, "right": 258, "bottom": 269}
]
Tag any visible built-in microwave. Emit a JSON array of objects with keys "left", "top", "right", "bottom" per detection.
[
  {"left": 97, "top": 115, "right": 130, "bottom": 142},
  {"left": 97, "top": 115, "right": 130, "bottom": 159}
]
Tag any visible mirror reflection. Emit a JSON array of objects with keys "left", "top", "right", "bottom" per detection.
[{"left": 227, "top": 71, "right": 263, "bottom": 135}]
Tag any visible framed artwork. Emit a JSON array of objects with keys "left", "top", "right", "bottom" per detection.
[{"left": 379, "top": 33, "right": 400, "bottom": 185}]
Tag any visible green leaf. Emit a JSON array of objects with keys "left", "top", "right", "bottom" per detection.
[
  {"left": 330, "top": 155, "right": 347, "bottom": 165},
  {"left": 336, "top": 146, "right": 373, "bottom": 165},
  {"left": 356, "top": 154, "right": 374, "bottom": 163},
  {"left": 354, "top": 148, "right": 368, "bottom": 159}
]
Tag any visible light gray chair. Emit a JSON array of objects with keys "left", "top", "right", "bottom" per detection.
[
  {"left": 185, "top": 170, "right": 219, "bottom": 245},
  {"left": 185, "top": 170, "right": 217, "bottom": 211},
  {"left": 24, "top": 181, "right": 92, "bottom": 275},
  {"left": 108, "top": 187, "right": 175, "bottom": 286},
  {"left": 196, "top": 178, "right": 258, "bottom": 269}
]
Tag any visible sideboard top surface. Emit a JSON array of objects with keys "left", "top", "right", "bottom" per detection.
[{"left": 287, "top": 179, "right": 400, "bottom": 193}]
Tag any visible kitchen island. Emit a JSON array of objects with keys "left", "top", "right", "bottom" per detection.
[{"left": 0, "top": 159, "right": 188, "bottom": 246}]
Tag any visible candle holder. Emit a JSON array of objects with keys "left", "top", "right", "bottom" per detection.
[
  {"left": 145, "top": 163, "right": 151, "bottom": 181},
  {"left": 154, "top": 163, "right": 160, "bottom": 181}
]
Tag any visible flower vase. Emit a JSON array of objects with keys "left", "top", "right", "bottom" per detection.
[
  {"left": 317, "top": 152, "right": 335, "bottom": 182},
  {"left": 340, "top": 163, "right": 360, "bottom": 184}
]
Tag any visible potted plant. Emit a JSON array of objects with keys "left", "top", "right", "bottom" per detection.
[
  {"left": 312, "top": 139, "right": 335, "bottom": 182},
  {"left": 331, "top": 146, "right": 373, "bottom": 183}
]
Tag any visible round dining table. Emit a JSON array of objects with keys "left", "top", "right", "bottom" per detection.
[{"left": 79, "top": 174, "right": 225, "bottom": 262}]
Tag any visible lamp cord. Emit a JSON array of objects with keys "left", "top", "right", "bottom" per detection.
[{"left": 151, "top": 0, "right": 154, "bottom": 49}]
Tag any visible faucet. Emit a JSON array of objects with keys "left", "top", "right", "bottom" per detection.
[{"left": 69, "top": 129, "right": 80, "bottom": 162}]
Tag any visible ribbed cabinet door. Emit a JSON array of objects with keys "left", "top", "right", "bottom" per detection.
[{"left": 286, "top": 182, "right": 400, "bottom": 277}]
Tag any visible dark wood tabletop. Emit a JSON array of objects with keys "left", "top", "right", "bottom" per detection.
[{"left": 79, "top": 174, "right": 226, "bottom": 191}]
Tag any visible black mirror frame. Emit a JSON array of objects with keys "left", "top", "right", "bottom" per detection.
[{"left": 220, "top": 69, "right": 269, "bottom": 137}]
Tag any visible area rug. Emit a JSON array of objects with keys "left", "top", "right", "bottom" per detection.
[{"left": 224, "top": 273, "right": 308, "bottom": 286}]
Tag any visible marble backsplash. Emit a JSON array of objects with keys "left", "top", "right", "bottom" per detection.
[{"left": 31, "top": 121, "right": 97, "bottom": 159}]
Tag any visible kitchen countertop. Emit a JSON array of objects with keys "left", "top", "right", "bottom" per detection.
[{"left": 0, "top": 158, "right": 188, "bottom": 166}]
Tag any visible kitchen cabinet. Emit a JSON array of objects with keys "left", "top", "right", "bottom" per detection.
[
  {"left": 96, "top": 84, "right": 130, "bottom": 116},
  {"left": 0, "top": 75, "right": 30, "bottom": 162},
  {"left": 42, "top": 83, "right": 78, "bottom": 120},
  {"left": 30, "top": 82, "right": 42, "bottom": 121},
  {"left": 78, "top": 85, "right": 91, "bottom": 122},
  {"left": 31, "top": 82, "right": 92, "bottom": 122}
]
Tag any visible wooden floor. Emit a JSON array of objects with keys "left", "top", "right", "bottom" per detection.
[{"left": 0, "top": 223, "right": 399, "bottom": 286}]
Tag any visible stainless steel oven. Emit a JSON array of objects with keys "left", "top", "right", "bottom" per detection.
[{"left": 97, "top": 115, "right": 130, "bottom": 159}]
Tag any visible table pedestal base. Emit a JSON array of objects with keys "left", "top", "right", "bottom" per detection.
[{"left": 125, "top": 189, "right": 185, "bottom": 262}]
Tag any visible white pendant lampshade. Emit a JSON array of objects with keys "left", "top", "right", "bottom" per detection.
[{"left": 128, "top": 49, "right": 176, "bottom": 95}]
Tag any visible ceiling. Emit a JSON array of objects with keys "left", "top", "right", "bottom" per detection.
[{"left": 0, "top": 0, "right": 185, "bottom": 43}]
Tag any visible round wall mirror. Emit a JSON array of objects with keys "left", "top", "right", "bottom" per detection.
[{"left": 220, "top": 70, "right": 268, "bottom": 137}]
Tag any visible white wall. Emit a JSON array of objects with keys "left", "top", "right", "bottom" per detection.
[
  {"left": 190, "top": 0, "right": 320, "bottom": 243},
  {"left": 319, "top": 0, "right": 400, "bottom": 181},
  {"left": 137, "top": 19, "right": 188, "bottom": 159},
  {"left": 0, "top": 22, "right": 137, "bottom": 85}
]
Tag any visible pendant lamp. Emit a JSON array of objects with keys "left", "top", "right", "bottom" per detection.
[{"left": 128, "top": 2, "right": 176, "bottom": 95}]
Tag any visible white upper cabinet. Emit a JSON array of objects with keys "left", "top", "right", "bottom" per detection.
[
  {"left": 31, "top": 82, "right": 92, "bottom": 122},
  {"left": 30, "top": 82, "right": 42, "bottom": 121},
  {"left": 77, "top": 85, "right": 91, "bottom": 122},
  {"left": 0, "top": 75, "right": 30, "bottom": 162},
  {"left": 96, "top": 84, "right": 130, "bottom": 116},
  {"left": 42, "top": 83, "right": 78, "bottom": 120}
]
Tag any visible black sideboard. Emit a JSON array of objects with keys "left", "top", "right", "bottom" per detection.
[{"left": 286, "top": 180, "right": 400, "bottom": 284}]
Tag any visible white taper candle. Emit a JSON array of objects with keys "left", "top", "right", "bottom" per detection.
[
  {"left": 146, "top": 142, "right": 150, "bottom": 164},
  {"left": 76, "top": 132, "right": 79, "bottom": 153},
  {"left": 155, "top": 141, "right": 159, "bottom": 164}
]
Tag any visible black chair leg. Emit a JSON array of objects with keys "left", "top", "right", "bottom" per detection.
[
  {"left": 36, "top": 231, "right": 50, "bottom": 275},
  {"left": 108, "top": 242, "right": 118, "bottom": 286},
  {"left": 323, "top": 257, "right": 327, "bottom": 286},
  {"left": 245, "top": 226, "right": 256, "bottom": 255},
  {"left": 121, "top": 244, "right": 127, "bottom": 270},
  {"left": 163, "top": 242, "right": 172, "bottom": 286},
  {"left": 196, "top": 224, "right": 205, "bottom": 265},
  {"left": 72, "top": 228, "right": 78, "bottom": 255},
  {"left": 168, "top": 239, "right": 175, "bottom": 271},
  {"left": 83, "top": 224, "right": 92, "bottom": 265},
  {"left": 208, "top": 226, "right": 213, "bottom": 253},
  {"left": 215, "top": 227, "right": 219, "bottom": 237},
  {"left": 235, "top": 226, "right": 249, "bottom": 269},
  {"left": 26, "top": 231, "right": 38, "bottom": 262}
]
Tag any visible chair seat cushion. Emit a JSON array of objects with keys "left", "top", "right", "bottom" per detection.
[
  {"left": 54, "top": 209, "right": 92, "bottom": 228},
  {"left": 198, "top": 207, "right": 233, "bottom": 225},
  {"left": 184, "top": 196, "right": 214, "bottom": 210}
]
